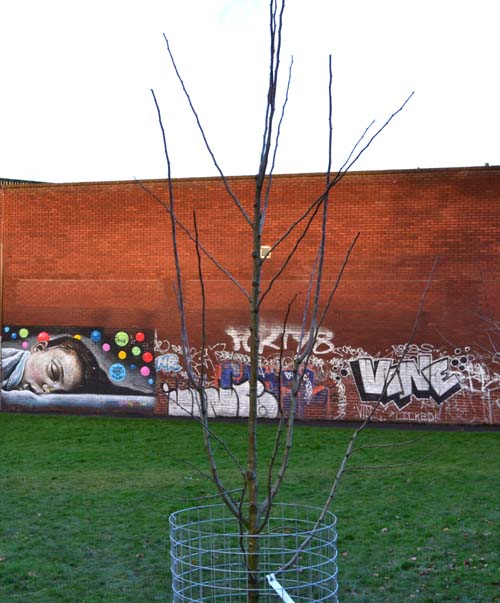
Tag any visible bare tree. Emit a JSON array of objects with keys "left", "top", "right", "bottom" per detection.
[{"left": 145, "top": 1, "right": 418, "bottom": 600}]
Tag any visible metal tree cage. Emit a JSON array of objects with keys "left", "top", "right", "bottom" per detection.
[{"left": 170, "top": 503, "right": 338, "bottom": 602}]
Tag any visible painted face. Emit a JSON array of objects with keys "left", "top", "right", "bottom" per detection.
[{"left": 20, "top": 345, "right": 84, "bottom": 394}]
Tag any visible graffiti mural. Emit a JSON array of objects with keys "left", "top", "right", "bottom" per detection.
[
  {"left": 154, "top": 324, "right": 499, "bottom": 425},
  {"left": 3, "top": 321, "right": 497, "bottom": 424},
  {"left": 1, "top": 325, "right": 156, "bottom": 414}
]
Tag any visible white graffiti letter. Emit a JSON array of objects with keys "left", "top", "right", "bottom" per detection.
[
  {"left": 313, "top": 328, "right": 335, "bottom": 355},
  {"left": 226, "top": 327, "right": 251, "bottom": 353}
]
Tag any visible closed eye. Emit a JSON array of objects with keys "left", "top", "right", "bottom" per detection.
[{"left": 49, "top": 360, "right": 61, "bottom": 383}]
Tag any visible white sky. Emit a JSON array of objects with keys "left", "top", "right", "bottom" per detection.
[{"left": 1, "top": 0, "right": 499, "bottom": 183}]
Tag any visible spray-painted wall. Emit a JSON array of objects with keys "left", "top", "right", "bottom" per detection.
[
  {"left": 1, "top": 325, "right": 156, "bottom": 414},
  {"left": 154, "top": 328, "right": 499, "bottom": 425},
  {"left": 1, "top": 167, "right": 498, "bottom": 424}
]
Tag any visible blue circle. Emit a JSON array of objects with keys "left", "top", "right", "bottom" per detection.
[
  {"left": 11, "top": 332, "right": 18, "bottom": 339},
  {"left": 90, "top": 329, "right": 102, "bottom": 342},
  {"left": 109, "top": 363, "right": 126, "bottom": 382},
  {"left": 130, "top": 364, "right": 136, "bottom": 370},
  {"left": 148, "top": 378, "right": 154, "bottom": 385},
  {"left": 3, "top": 326, "right": 10, "bottom": 333}
]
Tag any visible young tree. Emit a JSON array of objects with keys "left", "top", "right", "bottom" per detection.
[{"left": 146, "top": 1, "right": 416, "bottom": 600}]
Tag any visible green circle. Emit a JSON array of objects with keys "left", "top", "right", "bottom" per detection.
[
  {"left": 114, "top": 331, "right": 130, "bottom": 347},
  {"left": 19, "top": 328, "right": 29, "bottom": 338},
  {"left": 131, "top": 346, "right": 141, "bottom": 356}
]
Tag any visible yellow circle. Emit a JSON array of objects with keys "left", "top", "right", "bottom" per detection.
[
  {"left": 74, "top": 334, "right": 81, "bottom": 340},
  {"left": 118, "top": 350, "right": 127, "bottom": 360}
]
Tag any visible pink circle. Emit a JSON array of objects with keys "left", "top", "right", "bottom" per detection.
[
  {"left": 140, "top": 366, "right": 150, "bottom": 377},
  {"left": 102, "top": 343, "right": 111, "bottom": 352},
  {"left": 22, "top": 341, "right": 29, "bottom": 349}
]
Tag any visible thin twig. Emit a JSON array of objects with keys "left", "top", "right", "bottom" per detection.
[
  {"left": 152, "top": 87, "right": 246, "bottom": 523},
  {"left": 275, "top": 255, "right": 438, "bottom": 575},
  {"left": 259, "top": 296, "right": 296, "bottom": 532},
  {"left": 165, "top": 392, "right": 246, "bottom": 478},
  {"left": 258, "top": 92, "right": 413, "bottom": 306},
  {"left": 296, "top": 232, "right": 361, "bottom": 365},
  {"left": 262, "top": 93, "right": 414, "bottom": 267},
  {"left": 162, "top": 34, "right": 252, "bottom": 226},
  {"left": 262, "top": 56, "right": 294, "bottom": 227},
  {"left": 258, "top": 199, "right": 325, "bottom": 308},
  {"left": 134, "top": 175, "right": 250, "bottom": 300},
  {"left": 259, "top": 232, "right": 360, "bottom": 523}
]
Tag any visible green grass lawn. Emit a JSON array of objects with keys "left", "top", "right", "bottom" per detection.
[{"left": 0, "top": 413, "right": 498, "bottom": 602}]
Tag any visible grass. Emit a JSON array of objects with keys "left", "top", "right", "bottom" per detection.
[{"left": 0, "top": 413, "right": 498, "bottom": 602}]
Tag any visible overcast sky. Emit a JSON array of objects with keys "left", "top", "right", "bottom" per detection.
[{"left": 1, "top": 0, "right": 498, "bottom": 183}]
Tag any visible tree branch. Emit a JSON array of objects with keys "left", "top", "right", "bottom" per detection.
[
  {"left": 134, "top": 174, "right": 250, "bottom": 300},
  {"left": 274, "top": 254, "right": 438, "bottom": 575},
  {"left": 162, "top": 34, "right": 252, "bottom": 226}
]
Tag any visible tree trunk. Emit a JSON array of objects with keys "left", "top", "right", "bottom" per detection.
[{"left": 247, "top": 189, "right": 262, "bottom": 602}]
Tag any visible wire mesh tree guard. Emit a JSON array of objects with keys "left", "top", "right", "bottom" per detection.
[{"left": 170, "top": 503, "right": 338, "bottom": 602}]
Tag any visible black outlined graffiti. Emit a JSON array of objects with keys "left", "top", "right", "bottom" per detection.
[{"left": 350, "top": 354, "right": 462, "bottom": 408}]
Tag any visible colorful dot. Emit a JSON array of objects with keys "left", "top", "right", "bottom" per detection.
[
  {"left": 148, "top": 378, "right": 154, "bottom": 385},
  {"left": 90, "top": 329, "right": 102, "bottom": 342},
  {"left": 22, "top": 341, "right": 29, "bottom": 349},
  {"left": 142, "top": 351, "right": 153, "bottom": 363},
  {"left": 3, "top": 326, "right": 10, "bottom": 333},
  {"left": 37, "top": 331, "right": 50, "bottom": 342},
  {"left": 131, "top": 346, "right": 141, "bottom": 356},
  {"left": 118, "top": 350, "right": 127, "bottom": 360},
  {"left": 102, "top": 343, "right": 111, "bottom": 352},
  {"left": 130, "top": 364, "right": 137, "bottom": 370},
  {"left": 109, "top": 363, "right": 127, "bottom": 382},
  {"left": 11, "top": 332, "right": 18, "bottom": 339},
  {"left": 74, "top": 334, "right": 81, "bottom": 340},
  {"left": 115, "top": 331, "right": 129, "bottom": 347},
  {"left": 140, "top": 366, "right": 150, "bottom": 377},
  {"left": 19, "top": 328, "right": 29, "bottom": 338},
  {"left": 135, "top": 332, "right": 145, "bottom": 343}
]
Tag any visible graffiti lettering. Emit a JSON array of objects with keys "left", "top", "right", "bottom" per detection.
[
  {"left": 214, "top": 350, "right": 252, "bottom": 365},
  {"left": 391, "top": 343, "right": 437, "bottom": 357},
  {"left": 154, "top": 338, "right": 170, "bottom": 353},
  {"left": 164, "top": 380, "right": 278, "bottom": 418},
  {"left": 350, "top": 354, "right": 461, "bottom": 408},
  {"left": 155, "top": 353, "right": 182, "bottom": 373},
  {"left": 226, "top": 325, "right": 335, "bottom": 355}
]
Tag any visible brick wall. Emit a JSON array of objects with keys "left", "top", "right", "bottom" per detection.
[{"left": 1, "top": 166, "right": 499, "bottom": 424}]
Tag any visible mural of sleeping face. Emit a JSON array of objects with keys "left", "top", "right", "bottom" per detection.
[
  {"left": 20, "top": 340, "right": 85, "bottom": 394},
  {"left": 1, "top": 326, "right": 156, "bottom": 398}
]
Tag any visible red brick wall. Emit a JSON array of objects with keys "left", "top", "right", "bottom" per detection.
[{"left": 1, "top": 166, "right": 499, "bottom": 424}]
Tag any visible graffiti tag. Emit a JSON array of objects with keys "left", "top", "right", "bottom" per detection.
[
  {"left": 350, "top": 354, "right": 461, "bottom": 408},
  {"left": 155, "top": 353, "right": 182, "bottom": 373},
  {"left": 226, "top": 325, "right": 335, "bottom": 355}
]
